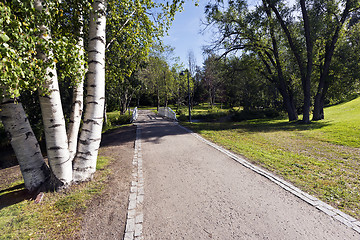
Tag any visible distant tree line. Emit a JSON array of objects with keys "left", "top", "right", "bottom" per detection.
[
  {"left": 202, "top": 0, "right": 360, "bottom": 122},
  {"left": 119, "top": 0, "right": 360, "bottom": 124}
]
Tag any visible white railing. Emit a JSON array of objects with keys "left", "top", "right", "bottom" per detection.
[
  {"left": 131, "top": 107, "right": 138, "bottom": 122},
  {"left": 158, "top": 107, "right": 177, "bottom": 121}
]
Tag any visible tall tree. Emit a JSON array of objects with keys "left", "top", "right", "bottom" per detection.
[
  {"left": 312, "top": 0, "right": 359, "bottom": 120},
  {"left": 201, "top": 55, "right": 223, "bottom": 107},
  {"left": 67, "top": 15, "right": 85, "bottom": 162},
  {"left": 35, "top": 0, "right": 72, "bottom": 185},
  {"left": 204, "top": 0, "right": 299, "bottom": 120},
  {"left": 1, "top": 0, "right": 183, "bottom": 190},
  {"left": 73, "top": 0, "right": 107, "bottom": 182},
  {"left": 0, "top": 98, "right": 50, "bottom": 192}
]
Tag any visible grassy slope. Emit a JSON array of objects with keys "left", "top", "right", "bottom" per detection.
[{"left": 183, "top": 98, "right": 360, "bottom": 219}]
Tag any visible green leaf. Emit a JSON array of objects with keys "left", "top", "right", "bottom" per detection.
[{"left": 0, "top": 33, "right": 10, "bottom": 42}]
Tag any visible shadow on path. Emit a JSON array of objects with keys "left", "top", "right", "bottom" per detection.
[{"left": 100, "top": 125, "right": 136, "bottom": 148}]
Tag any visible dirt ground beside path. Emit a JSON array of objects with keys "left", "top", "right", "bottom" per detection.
[{"left": 78, "top": 125, "right": 136, "bottom": 239}]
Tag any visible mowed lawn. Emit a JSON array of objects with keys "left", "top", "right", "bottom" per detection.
[{"left": 183, "top": 98, "right": 360, "bottom": 219}]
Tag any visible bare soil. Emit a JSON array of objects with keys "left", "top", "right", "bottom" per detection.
[{"left": 77, "top": 125, "right": 135, "bottom": 239}]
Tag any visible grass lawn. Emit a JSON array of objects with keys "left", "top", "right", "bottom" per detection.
[
  {"left": 0, "top": 155, "right": 112, "bottom": 239},
  {"left": 182, "top": 98, "right": 360, "bottom": 220}
]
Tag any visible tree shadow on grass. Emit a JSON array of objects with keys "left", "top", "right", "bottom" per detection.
[
  {"left": 0, "top": 183, "right": 31, "bottom": 210},
  {"left": 184, "top": 118, "right": 332, "bottom": 134}
]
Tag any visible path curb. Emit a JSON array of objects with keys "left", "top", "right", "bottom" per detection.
[
  {"left": 124, "top": 125, "right": 144, "bottom": 240},
  {"left": 177, "top": 123, "right": 360, "bottom": 234}
]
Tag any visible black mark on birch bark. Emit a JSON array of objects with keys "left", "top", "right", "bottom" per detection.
[
  {"left": 31, "top": 151, "right": 41, "bottom": 157},
  {"left": 73, "top": 166, "right": 94, "bottom": 172},
  {"left": 78, "top": 151, "right": 92, "bottom": 156},
  {"left": 49, "top": 124, "right": 62, "bottom": 128},
  {"left": 87, "top": 101, "right": 99, "bottom": 105},
  {"left": 84, "top": 119, "right": 100, "bottom": 125},
  {"left": 49, "top": 146, "right": 63, "bottom": 150},
  {"left": 89, "top": 50, "right": 101, "bottom": 54},
  {"left": 79, "top": 139, "right": 89, "bottom": 145},
  {"left": 90, "top": 36, "right": 105, "bottom": 45},
  {"left": 89, "top": 60, "right": 103, "bottom": 65},
  {"left": 25, "top": 131, "right": 33, "bottom": 140}
]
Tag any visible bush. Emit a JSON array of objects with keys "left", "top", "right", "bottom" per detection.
[
  {"left": 177, "top": 114, "right": 187, "bottom": 121},
  {"left": 192, "top": 112, "right": 227, "bottom": 121},
  {"left": 104, "top": 112, "right": 131, "bottom": 129},
  {"left": 231, "top": 109, "right": 280, "bottom": 121},
  {"left": 176, "top": 109, "right": 184, "bottom": 115},
  {"left": 113, "top": 114, "right": 131, "bottom": 125}
]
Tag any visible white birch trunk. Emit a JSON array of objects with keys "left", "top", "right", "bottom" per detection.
[
  {"left": 35, "top": 0, "right": 72, "bottom": 184},
  {"left": 67, "top": 21, "right": 85, "bottom": 162},
  {"left": 73, "top": 0, "right": 106, "bottom": 182},
  {"left": 0, "top": 98, "right": 49, "bottom": 192}
]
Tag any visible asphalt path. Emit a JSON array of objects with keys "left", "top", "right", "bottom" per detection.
[{"left": 136, "top": 110, "right": 359, "bottom": 239}]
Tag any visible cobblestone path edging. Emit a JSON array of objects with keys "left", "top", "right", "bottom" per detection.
[
  {"left": 124, "top": 125, "right": 144, "bottom": 240},
  {"left": 177, "top": 124, "right": 360, "bottom": 234}
]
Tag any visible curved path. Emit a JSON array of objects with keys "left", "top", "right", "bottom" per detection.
[{"left": 128, "top": 110, "right": 359, "bottom": 239}]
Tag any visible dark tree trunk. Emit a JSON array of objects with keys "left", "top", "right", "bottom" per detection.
[
  {"left": 262, "top": 4, "right": 298, "bottom": 122},
  {"left": 300, "top": 0, "right": 313, "bottom": 124},
  {"left": 302, "top": 81, "right": 311, "bottom": 123},
  {"left": 103, "top": 103, "right": 107, "bottom": 125},
  {"left": 279, "top": 86, "right": 298, "bottom": 121},
  {"left": 157, "top": 88, "right": 160, "bottom": 111},
  {"left": 267, "top": 0, "right": 311, "bottom": 123},
  {"left": 313, "top": 80, "right": 329, "bottom": 120},
  {"left": 313, "top": 1, "right": 350, "bottom": 121}
]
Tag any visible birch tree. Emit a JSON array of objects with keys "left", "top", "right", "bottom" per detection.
[
  {"left": 73, "top": 0, "right": 107, "bottom": 181},
  {"left": 1, "top": 0, "right": 183, "bottom": 189},
  {"left": 35, "top": 0, "right": 72, "bottom": 185},
  {"left": 0, "top": 2, "right": 51, "bottom": 191},
  {"left": 0, "top": 98, "right": 50, "bottom": 192},
  {"left": 67, "top": 16, "right": 85, "bottom": 162}
]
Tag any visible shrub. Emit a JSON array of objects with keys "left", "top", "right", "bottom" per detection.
[
  {"left": 231, "top": 109, "right": 280, "bottom": 121},
  {"left": 104, "top": 112, "right": 131, "bottom": 129},
  {"left": 177, "top": 114, "right": 187, "bottom": 121}
]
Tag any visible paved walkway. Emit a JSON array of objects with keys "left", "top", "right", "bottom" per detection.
[{"left": 128, "top": 110, "right": 359, "bottom": 239}]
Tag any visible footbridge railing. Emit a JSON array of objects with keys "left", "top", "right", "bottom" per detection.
[
  {"left": 131, "top": 107, "right": 138, "bottom": 122},
  {"left": 158, "top": 107, "right": 177, "bottom": 121}
]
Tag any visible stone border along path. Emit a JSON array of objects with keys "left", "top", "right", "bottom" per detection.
[
  {"left": 177, "top": 124, "right": 360, "bottom": 234},
  {"left": 124, "top": 125, "right": 144, "bottom": 240}
]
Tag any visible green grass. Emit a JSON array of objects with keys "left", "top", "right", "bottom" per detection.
[
  {"left": 182, "top": 98, "right": 360, "bottom": 219},
  {"left": 103, "top": 111, "right": 132, "bottom": 132},
  {"left": 173, "top": 103, "right": 231, "bottom": 121},
  {"left": 137, "top": 106, "right": 157, "bottom": 110},
  {"left": 0, "top": 155, "right": 112, "bottom": 239}
]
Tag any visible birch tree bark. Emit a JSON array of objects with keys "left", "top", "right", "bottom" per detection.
[
  {"left": 67, "top": 19, "right": 85, "bottom": 162},
  {"left": 35, "top": 0, "right": 72, "bottom": 184},
  {"left": 73, "top": 0, "right": 106, "bottom": 182},
  {"left": 0, "top": 98, "right": 50, "bottom": 192}
]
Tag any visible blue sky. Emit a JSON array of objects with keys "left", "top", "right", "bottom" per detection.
[
  {"left": 162, "top": 0, "right": 296, "bottom": 68},
  {"left": 162, "top": 0, "right": 211, "bottom": 68}
]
